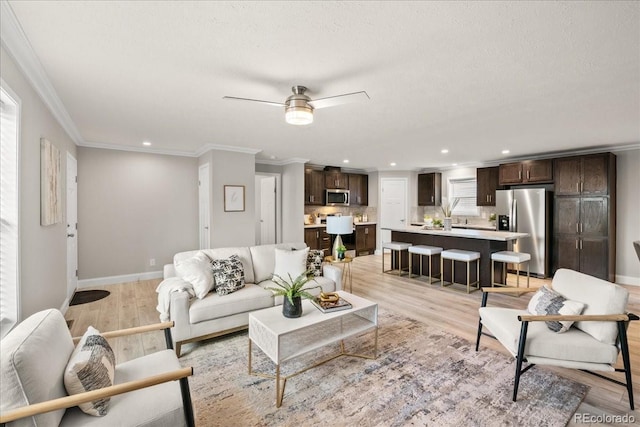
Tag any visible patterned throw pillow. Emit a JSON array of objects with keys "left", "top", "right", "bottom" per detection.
[
  {"left": 527, "top": 285, "right": 585, "bottom": 333},
  {"left": 212, "top": 254, "right": 245, "bottom": 296},
  {"left": 307, "top": 249, "right": 325, "bottom": 277},
  {"left": 64, "top": 326, "right": 116, "bottom": 416}
]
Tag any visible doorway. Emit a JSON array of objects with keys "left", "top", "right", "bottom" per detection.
[
  {"left": 255, "top": 173, "right": 280, "bottom": 245},
  {"left": 380, "top": 177, "right": 408, "bottom": 249},
  {"left": 198, "top": 164, "right": 210, "bottom": 249},
  {"left": 66, "top": 153, "right": 78, "bottom": 301}
]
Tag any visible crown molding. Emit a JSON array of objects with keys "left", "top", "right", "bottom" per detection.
[
  {"left": 78, "top": 141, "right": 196, "bottom": 157},
  {"left": 256, "top": 157, "right": 309, "bottom": 166},
  {"left": 0, "top": 0, "right": 84, "bottom": 145},
  {"left": 194, "top": 143, "right": 261, "bottom": 157}
]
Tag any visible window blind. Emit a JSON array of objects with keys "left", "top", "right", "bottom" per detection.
[
  {"left": 449, "top": 178, "right": 478, "bottom": 216},
  {"left": 1, "top": 85, "right": 20, "bottom": 338}
]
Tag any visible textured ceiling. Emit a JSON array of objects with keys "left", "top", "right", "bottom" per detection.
[{"left": 5, "top": 1, "right": 640, "bottom": 170}]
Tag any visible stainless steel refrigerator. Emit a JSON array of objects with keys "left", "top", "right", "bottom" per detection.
[{"left": 495, "top": 188, "right": 551, "bottom": 277}]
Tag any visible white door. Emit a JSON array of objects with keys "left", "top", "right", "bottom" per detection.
[
  {"left": 380, "top": 178, "right": 408, "bottom": 248},
  {"left": 66, "top": 153, "right": 78, "bottom": 300},
  {"left": 198, "top": 164, "right": 210, "bottom": 249},
  {"left": 260, "top": 176, "right": 276, "bottom": 244}
]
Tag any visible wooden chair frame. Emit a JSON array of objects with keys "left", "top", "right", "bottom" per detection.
[
  {"left": 0, "top": 322, "right": 195, "bottom": 426},
  {"left": 476, "top": 287, "right": 638, "bottom": 410}
]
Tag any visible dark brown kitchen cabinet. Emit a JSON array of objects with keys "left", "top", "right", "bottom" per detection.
[
  {"left": 553, "top": 152, "right": 615, "bottom": 282},
  {"left": 554, "top": 153, "right": 614, "bottom": 196},
  {"left": 498, "top": 159, "right": 553, "bottom": 185},
  {"left": 355, "top": 224, "right": 376, "bottom": 256},
  {"left": 304, "top": 169, "right": 324, "bottom": 205},
  {"left": 348, "top": 173, "right": 368, "bottom": 206},
  {"left": 476, "top": 167, "right": 500, "bottom": 206},
  {"left": 304, "top": 227, "right": 331, "bottom": 252},
  {"left": 417, "top": 173, "right": 441, "bottom": 206},
  {"left": 325, "top": 172, "right": 348, "bottom": 189}
]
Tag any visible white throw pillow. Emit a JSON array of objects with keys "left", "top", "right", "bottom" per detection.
[
  {"left": 64, "top": 326, "right": 115, "bottom": 416},
  {"left": 273, "top": 247, "right": 309, "bottom": 281},
  {"left": 175, "top": 251, "right": 214, "bottom": 299},
  {"left": 527, "top": 285, "right": 585, "bottom": 333}
]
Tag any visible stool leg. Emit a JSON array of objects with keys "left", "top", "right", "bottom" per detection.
[
  {"left": 427, "top": 255, "right": 431, "bottom": 284},
  {"left": 382, "top": 249, "right": 385, "bottom": 273},
  {"left": 440, "top": 257, "right": 444, "bottom": 287},
  {"left": 516, "top": 263, "right": 520, "bottom": 288},
  {"left": 526, "top": 261, "right": 530, "bottom": 288},
  {"left": 467, "top": 260, "right": 470, "bottom": 293},
  {"left": 476, "top": 259, "right": 480, "bottom": 290},
  {"left": 491, "top": 259, "right": 495, "bottom": 287},
  {"left": 408, "top": 252, "right": 412, "bottom": 278},
  {"left": 420, "top": 255, "right": 423, "bottom": 279}
]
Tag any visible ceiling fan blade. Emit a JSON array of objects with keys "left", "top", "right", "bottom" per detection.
[
  {"left": 308, "top": 91, "right": 370, "bottom": 109},
  {"left": 222, "top": 96, "right": 286, "bottom": 107}
]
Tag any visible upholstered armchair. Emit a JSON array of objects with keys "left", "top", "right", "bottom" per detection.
[
  {"left": 1, "top": 309, "right": 195, "bottom": 426},
  {"left": 476, "top": 269, "right": 638, "bottom": 409}
]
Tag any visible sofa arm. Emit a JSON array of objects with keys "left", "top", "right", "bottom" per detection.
[
  {"left": 164, "top": 263, "right": 176, "bottom": 279},
  {"left": 322, "top": 264, "right": 343, "bottom": 291},
  {"left": 169, "top": 291, "right": 192, "bottom": 344}
]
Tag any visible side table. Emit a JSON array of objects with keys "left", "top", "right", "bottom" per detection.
[{"left": 324, "top": 256, "right": 353, "bottom": 293}]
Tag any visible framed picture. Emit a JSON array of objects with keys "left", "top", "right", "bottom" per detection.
[
  {"left": 224, "top": 185, "right": 245, "bottom": 212},
  {"left": 41, "top": 138, "right": 62, "bottom": 225}
]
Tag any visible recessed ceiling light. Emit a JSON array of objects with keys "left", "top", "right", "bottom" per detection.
[
  {"left": 270, "top": 155, "right": 276, "bottom": 159},
  {"left": 441, "top": 149, "right": 449, "bottom": 154},
  {"left": 390, "top": 162, "right": 396, "bottom": 166},
  {"left": 142, "top": 141, "right": 151, "bottom": 146},
  {"left": 452, "top": 163, "right": 458, "bottom": 166},
  {"left": 502, "top": 150, "right": 510, "bottom": 154},
  {"left": 343, "top": 159, "right": 349, "bottom": 163}
]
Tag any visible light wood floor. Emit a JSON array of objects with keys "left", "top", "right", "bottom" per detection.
[{"left": 65, "top": 254, "right": 640, "bottom": 425}]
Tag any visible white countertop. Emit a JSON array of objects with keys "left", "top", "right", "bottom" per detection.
[
  {"left": 410, "top": 222, "right": 496, "bottom": 231},
  {"left": 383, "top": 225, "right": 528, "bottom": 242},
  {"left": 304, "top": 222, "right": 376, "bottom": 229}
]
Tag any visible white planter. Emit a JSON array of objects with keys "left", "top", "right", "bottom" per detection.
[{"left": 443, "top": 217, "right": 452, "bottom": 231}]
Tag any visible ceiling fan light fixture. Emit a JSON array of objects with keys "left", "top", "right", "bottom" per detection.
[{"left": 285, "top": 105, "right": 313, "bottom": 125}]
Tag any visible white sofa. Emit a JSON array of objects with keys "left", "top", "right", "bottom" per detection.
[{"left": 159, "top": 243, "right": 342, "bottom": 356}]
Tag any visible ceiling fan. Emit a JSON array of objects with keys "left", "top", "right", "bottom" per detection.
[{"left": 223, "top": 85, "right": 369, "bottom": 125}]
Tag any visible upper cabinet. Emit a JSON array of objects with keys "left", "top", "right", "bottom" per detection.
[
  {"left": 348, "top": 173, "right": 368, "bottom": 206},
  {"left": 324, "top": 171, "right": 349, "bottom": 189},
  {"left": 304, "top": 169, "right": 325, "bottom": 205},
  {"left": 418, "top": 173, "right": 442, "bottom": 206},
  {"left": 554, "top": 153, "right": 614, "bottom": 196},
  {"left": 498, "top": 159, "right": 553, "bottom": 185},
  {"left": 476, "top": 166, "right": 500, "bottom": 206}
]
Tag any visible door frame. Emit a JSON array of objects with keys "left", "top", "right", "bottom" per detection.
[
  {"left": 256, "top": 172, "right": 282, "bottom": 243},
  {"left": 198, "top": 163, "right": 211, "bottom": 249},
  {"left": 379, "top": 177, "right": 408, "bottom": 253},
  {"left": 66, "top": 152, "right": 78, "bottom": 302}
]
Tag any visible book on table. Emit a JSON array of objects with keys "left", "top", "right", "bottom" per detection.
[{"left": 311, "top": 296, "right": 352, "bottom": 313}]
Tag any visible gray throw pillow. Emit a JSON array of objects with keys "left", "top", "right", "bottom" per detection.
[
  {"left": 527, "top": 285, "right": 585, "bottom": 333},
  {"left": 212, "top": 254, "right": 246, "bottom": 296}
]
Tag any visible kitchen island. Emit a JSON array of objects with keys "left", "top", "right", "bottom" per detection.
[{"left": 382, "top": 226, "right": 529, "bottom": 287}]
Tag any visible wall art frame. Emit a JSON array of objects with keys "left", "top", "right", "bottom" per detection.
[{"left": 224, "top": 185, "right": 245, "bottom": 212}]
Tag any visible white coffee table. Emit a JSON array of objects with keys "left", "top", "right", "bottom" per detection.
[{"left": 248, "top": 291, "right": 378, "bottom": 407}]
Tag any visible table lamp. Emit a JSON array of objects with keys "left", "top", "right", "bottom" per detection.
[{"left": 326, "top": 216, "right": 353, "bottom": 260}]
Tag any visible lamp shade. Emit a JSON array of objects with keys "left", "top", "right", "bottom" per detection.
[{"left": 326, "top": 216, "right": 353, "bottom": 235}]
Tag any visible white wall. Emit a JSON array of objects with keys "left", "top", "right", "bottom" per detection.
[
  {"left": 77, "top": 147, "right": 198, "bottom": 279},
  {"left": 199, "top": 150, "right": 256, "bottom": 248},
  {"left": 1, "top": 46, "right": 77, "bottom": 317},
  {"left": 282, "top": 162, "right": 305, "bottom": 243},
  {"left": 616, "top": 149, "right": 640, "bottom": 284}
]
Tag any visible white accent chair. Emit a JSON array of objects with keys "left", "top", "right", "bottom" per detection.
[
  {"left": 476, "top": 269, "right": 638, "bottom": 409},
  {"left": 0, "top": 309, "right": 195, "bottom": 426}
]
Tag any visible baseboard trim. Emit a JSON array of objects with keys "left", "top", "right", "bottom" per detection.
[
  {"left": 60, "top": 297, "right": 70, "bottom": 314},
  {"left": 616, "top": 274, "right": 640, "bottom": 286},
  {"left": 78, "top": 271, "right": 163, "bottom": 288}
]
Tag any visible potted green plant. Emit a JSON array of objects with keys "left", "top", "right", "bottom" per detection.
[
  {"left": 266, "top": 269, "right": 321, "bottom": 318},
  {"left": 336, "top": 244, "right": 347, "bottom": 260}
]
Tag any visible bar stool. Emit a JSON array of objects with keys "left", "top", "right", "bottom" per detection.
[
  {"left": 382, "top": 242, "right": 412, "bottom": 276},
  {"left": 491, "top": 251, "right": 531, "bottom": 288},
  {"left": 408, "top": 245, "right": 443, "bottom": 284},
  {"left": 440, "top": 249, "right": 480, "bottom": 293}
]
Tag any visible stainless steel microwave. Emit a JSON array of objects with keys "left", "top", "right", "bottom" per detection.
[{"left": 326, "top": 189, "right": 350, "bottom": 206}]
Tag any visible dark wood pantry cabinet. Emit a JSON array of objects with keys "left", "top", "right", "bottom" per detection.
[
  {"left": 417, "top": 173, "right": 442, "bottom": 206},
  {"left": 304, "top": 169, "right": 325, "bottom": 205},
  {"left": 476, "top": 166, "right": 500, "bottom": 206},
  {"left": 553, "top": 153, "right": 616, "bottom": 282},
  {"left": 499, "top": 159, "right": 553, "bottom": 185},
  {"left": 348, "top": 173, "right": 368, "bottom": 206}
]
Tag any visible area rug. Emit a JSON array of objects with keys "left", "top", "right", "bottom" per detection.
[
  {"left": 179, "top": 310, "right": 588, "bottom": 426},
  {"left": 69, "top": 290, "right": 110, "bottom": 305}
]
